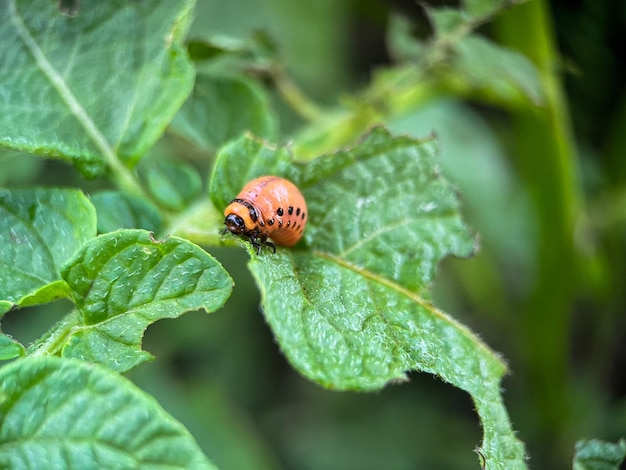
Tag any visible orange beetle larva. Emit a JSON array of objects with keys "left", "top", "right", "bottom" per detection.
[{"left": 223, "top": 176, "right": 308, "bottom": 253}]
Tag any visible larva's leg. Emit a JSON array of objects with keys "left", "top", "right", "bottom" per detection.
[
  {"left": 258, "top": 234, "right": 275, "bottom": 254},
  {"left": 250, "top": 238, "right": 262, "bottom": 254},
  {"left": 247, "top": 228, "right": 262, "bottom": 254}
]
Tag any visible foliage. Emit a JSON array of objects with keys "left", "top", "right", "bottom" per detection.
[
  {"left": 1, "top": 0, "right": 625, "bottom": 469},
  {"left": 0, "top": 356, "right": 216, "bottom": 469}
]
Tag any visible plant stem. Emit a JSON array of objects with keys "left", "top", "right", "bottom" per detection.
[
  {"left": 273, "top": 66, "right": 324, "bottom": 122},
  {"left": 26, "top": 312, "right": 80, "bottom": 357},
  {"left": 105, "top": 156, "right": 146, "bottom": 197},
  {"left": 162, "top": 198, "right": 225, "bottom": 246},
  {"left": 495, "top": 0, "right": 581, "bottom": 464}
]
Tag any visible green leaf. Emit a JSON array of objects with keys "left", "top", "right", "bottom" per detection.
[
  {"left": 171, "top": 74, "right": 277, "bottom": 151},
  {"left": 30, "top": 229, "right": 233, "bottom": 373},
  {"left": 250, "top": 127, "right": 478, "bottom": 382},
  {"left": 573, "top": 438, "right": 626, "bottom": 470},
  {"left": 143, "top": 160, "right": 202, "bottom": 212},
  {"left": 211, "top": 128, "right": 527, "bottom": 468},
  {"left": 298, "top": 131, "right": 475, "bottom": 292},
  {"left": 0, "top": 357, "right": 216, "bottom": 469},
  {"left": 0, "top": 188, "right": 96, "bottom": 310},
  {"left": 0, "top": 0, "right": 194, "bottom": 177},
  {"left": 209, "top": 133, "right": 294, "bottom": 211},
  {"left": 386, "top": 7, "right": 543, "bottom": 107},
  {"left": 91, "top": 191, "right": 163, "bottom": 234}
]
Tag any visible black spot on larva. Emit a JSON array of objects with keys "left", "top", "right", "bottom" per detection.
[
  {"left": 301, "top": 212, "right": 306, "bottom": 220},
  {"left": 268, "top": 219, "right": 275, "bottom": 226},
  {"left": 287, "top": 220, "right": 291, "bottom": 227},
  {"left": 277, "top": 207, "right": 284, "bottom": 216},
  {"left": 278, "top": 220, "right": 283, "bottom": 228},
  {"left": 296, "top": 207, "right": 301, "bottom": 216},
  {"left": 288, "top": 206, "right": 294, "bottom": 215},
  {"left": 259, "top": 220, "right": 265, "bottom": 227}
]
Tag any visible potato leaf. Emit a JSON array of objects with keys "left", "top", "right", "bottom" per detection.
[
  {"left": 0, "top": 188, "right": 96, "bottom": 312},
  {"left": 209, "top": 134, "right": 294, "bottom": 211},
  {"left": 386, "top": 1, "right": 542, "bottom": 107},
  {"left": 0, "top": 0, "right": 194, "bottom": 177},
  {"left": 0, "top": 357, "right": 216, "bottom": 469},
  {"left": 29, "top": 230, "right": 233, "bottom": 373},
  {"left": 211, "top": 127, "right": 527, "bottom": 469}
]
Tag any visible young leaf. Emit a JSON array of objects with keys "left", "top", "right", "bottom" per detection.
[
  {"left": 171, "top": 74, "right": 277, "bottom": 151},
  {"left": 0, "top": 0, "right": 194, "bottom": 177},
  {"left": 386, "top": 4, "right": 542, "bottom": 108},
  {"left": 91, "top": 191, "right": 163, "bottom": 234},
  {"left": 30, "top": 229, "right": 233, "bottom": 373},
  {"left": 209, "top": 134, "right": 294, "bottom": 211},
  {"left": 211, "top": 128, "right": 527, "bottom": 469},
  {"left": 0, "top": 357, "right": 216, "bottom": 469},
  {"left": 573, "top": 438, "right": 626, "bottom": 470},
  {"left": 0, "top": 187, "right": 96, "bottom": 312}
]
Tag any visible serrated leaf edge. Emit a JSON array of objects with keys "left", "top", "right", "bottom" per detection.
[{"left": 314, "top": 250, "right": 506, "bottom": 377}]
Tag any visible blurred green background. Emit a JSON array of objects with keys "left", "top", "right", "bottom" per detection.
[{"left": 2, "top": 0, "right": 625, "bottom": 468}]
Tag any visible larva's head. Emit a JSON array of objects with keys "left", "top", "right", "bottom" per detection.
[
  {"left": 223, "top": 199, "right": 260, "bottom": 237},
  {"left": 224, "top": 213, "right": 246, "bottom": 235}
]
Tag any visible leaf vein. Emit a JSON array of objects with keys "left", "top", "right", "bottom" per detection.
[
  {"left": 287, "top": 255, "right": 331, "bottom": 373},
  {"left": 339, "top": 217, "right": 413, "bottom": 257}
]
